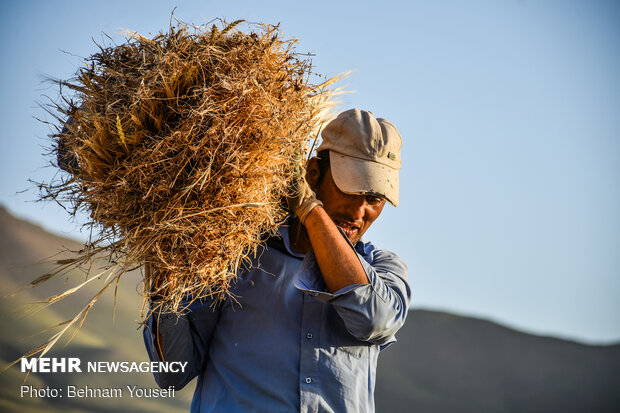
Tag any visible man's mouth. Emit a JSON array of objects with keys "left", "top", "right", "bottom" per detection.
[{"left": 335, "top": 222, "right": 359, "bottom": 239}]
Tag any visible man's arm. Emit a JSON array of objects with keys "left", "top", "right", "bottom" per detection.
[
  {"left": 296, "top": 207, "right": 411, "bottom": 346},
  {"left": 303, "top": 206, "right": 369, "bottom": 293},
  {"left": 143, "top": 298, "right": 220, "bottom": 389}
]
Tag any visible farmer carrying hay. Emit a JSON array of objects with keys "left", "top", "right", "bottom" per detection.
[
  {"left": 145, "top": 108, "right": 411, "bottom": 412},
  {"left": 49, "top": 20, "right": 410, "bottom": 412}
]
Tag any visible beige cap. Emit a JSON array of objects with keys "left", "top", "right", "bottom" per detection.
[{"left": 317, "top": 109, "right": 402, "bottom": 206}]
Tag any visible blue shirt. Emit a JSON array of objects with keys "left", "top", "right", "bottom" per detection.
[{"left": 143, "top": 221, "right": 411, "bottom": 412}]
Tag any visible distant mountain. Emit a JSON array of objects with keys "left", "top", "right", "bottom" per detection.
[
  {"left": 375, "top": 308, "right": 620, "bottom": 412},
  {"left": 1, "top": 206, "right": 619, "bottom": 412}
]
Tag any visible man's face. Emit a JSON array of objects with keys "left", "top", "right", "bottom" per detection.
[{"left": 313, "top": 167, "right": 386, "bottom": 244}]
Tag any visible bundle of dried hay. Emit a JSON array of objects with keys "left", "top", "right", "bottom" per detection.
[{"left": 33, "top": 18, "right": 341, "bottom": 341}]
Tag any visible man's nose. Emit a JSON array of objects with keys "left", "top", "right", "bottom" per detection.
[{"left": 345, "top": 194, "right": 366, "bottom": 221}]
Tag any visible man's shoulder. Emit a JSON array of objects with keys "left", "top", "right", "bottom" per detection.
[
  {"left": 258, "top": 222, "right": 302, "bottom": 259},
  {"left": 355, "top": 239, "right": 406, "bottom": 269}
]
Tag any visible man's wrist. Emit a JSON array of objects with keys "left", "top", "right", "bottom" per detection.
[{"left": 297, "top": 198, "right": 323, "bottom": 225}]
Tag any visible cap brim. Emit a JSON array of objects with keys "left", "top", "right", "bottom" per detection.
[{"left": 329, "top": 151, "right": 399, "bottom": 207}]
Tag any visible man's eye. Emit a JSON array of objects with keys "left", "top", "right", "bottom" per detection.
[{"left": 366, "top": 195, "right": 383, "bottom": 205}]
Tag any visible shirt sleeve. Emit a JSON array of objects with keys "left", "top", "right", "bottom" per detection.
[
  {"left": 294, "top": 245, "right": 411, "bottom": 347},
  {"left": 142, "top": 297, "right": 221, "bottom": 389}
]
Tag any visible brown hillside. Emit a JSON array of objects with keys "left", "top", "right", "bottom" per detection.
[{"left": 0, "top": 206, "right": 193, "bottom": 413}]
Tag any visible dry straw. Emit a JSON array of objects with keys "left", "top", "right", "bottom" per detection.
[{"left": 26, "top": 19, "right": 342, "bottom": 358}]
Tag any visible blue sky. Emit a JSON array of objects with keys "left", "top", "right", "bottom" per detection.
[{"left": 1, "top": 0, "right": 618, "bottom": 344}]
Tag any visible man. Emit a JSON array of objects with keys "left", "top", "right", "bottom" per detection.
[{"left": 143, "top": 108, "right": 411, "bottom": 412}]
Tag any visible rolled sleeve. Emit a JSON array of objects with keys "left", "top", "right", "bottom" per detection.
[{"left": 294, "top": 247, "right": 411, "bottom": 346}]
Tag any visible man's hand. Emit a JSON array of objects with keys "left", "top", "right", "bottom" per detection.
[{"left": 287, "top": 162, "right": 323, "bottom": 225}]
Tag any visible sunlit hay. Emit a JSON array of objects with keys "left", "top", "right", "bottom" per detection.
[{"left": 39, "top": 20, "right": 341, "bottom": 316}]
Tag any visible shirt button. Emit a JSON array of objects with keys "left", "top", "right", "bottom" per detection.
[
  {"left": 305, "top": 377, "right": 312, "bottom": 384},
  {"left": 306, "top": 332, "right": 313, "bottom": 339}
]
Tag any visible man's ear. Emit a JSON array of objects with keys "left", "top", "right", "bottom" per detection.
[{"left": 305, "top": 157, "right": 321, "bottom": 191}]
